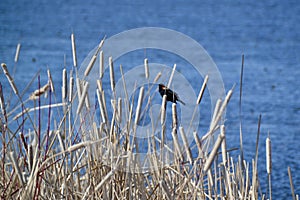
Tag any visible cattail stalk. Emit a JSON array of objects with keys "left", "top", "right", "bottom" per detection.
[
  {"left": 288, "top": 167, "right": 296, "bottom": 200},
  {"left": 160, "top": 180, "right": 172, "bottom": 200},
  {"left": 110, "top": 107, "right": 116, "bottom": 143},
  {"left": 97, "top": 79, "right": 103, "bottom": 92},
  {"left": 9, "top": 151, "right": 25, "bottom": 185},
  {"left": 167, "top": 64, "right": 176, "bottom": 88},
  {"left": 161, "top": 124, "right": 166, "bottom": 151},
  {"left": 193, "top": 131, "right": 204, "bottom": 158}
]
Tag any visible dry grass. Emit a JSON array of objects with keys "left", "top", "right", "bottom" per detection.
[{"left": 0, "top": 37, "right": 298, "bottom": 200}]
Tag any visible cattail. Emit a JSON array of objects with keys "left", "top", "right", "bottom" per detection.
[
  {"left": 96, "top": 36, "right": 105, "bottom": 55},
  {"left": 77, "top": 82, "right": 89, "bottom": 114},
  {"left": 196, "top": 75, "right": 209, "bottom": 104},
  {"left": 76, "top": 77, "right": 82, "bottom": 99},
  {"left": 1, "top": 63, "right": 18, "bottom": 95},
  {"left": 19, "top": 132, "right": 28, "bottom": 151},
  {"left": 14, "top": 43, "right": 21, "bottom": 63},
  {"left": 84, "top": 37, "right": 105, "bottom": 77},
  {"left": 99, "top": 51, "right": 104, "bottom": 79},
  {"left": 167, "top": 64, "right": 176, "bottom": 88},
  {"left": 101, "top": 91, "right": 108, "bottom": 121},
  {"left": 203, "top": 132, "right": 225, "bottom": 173},
  {"left": 153, "top": 72, "right": 161, "bottom": 83},
  {"left": 144, "top": 58, "right": 149, "bottom": 79},
  {"left": 0, "top": 83, "right": 6, "bottom": 116},
  {"left": 220, "top": 125, "right": 227, "bottom": 166},
  {"left": 266, "top": 135, "right": 272, "bottom": 200},
  {"left": 71, "top": 33, "right": 77, "bottom": 67},
  {"left": 95, "top": 170, "right": 114, "bottom": 191},
  {"left": 30, "top": 83, "right": 49, "bottom": 100},
  {"left": 200, "top": 98, "right": 223, "bottom": 141},
  {"left": 179, "top": 126, "right": 192, "bottom": 164},
  {"left": 62, "top": 68, "right": 67, "bottom": 100},
  {"left": 96, "top": 89, "right": 107, "bottom": 123},
  {"left": 47, "top": 69, "right": 55, "bottom": 93},
  {"left": 209, "top": 87, "right": 233, "bottom": 134},
  {"left": 69, "top": 76, "right": 74, "bottom": 102},
  {"left": 211, "top": 98, "right": 222, "bottom": 125},
  {"left": 28, "top": 145, "right": 33, "bottom": 172},
  {"left": 117, "top": 97, "right": 122, "bottom": 123},
  {"left": 266, "top": 136, "right": 272, "bottom": 174},
  {"left": 83, "top": 81, "right": 90, "bottom": 109},
  {"left": 84, "top": 54, "right": 97, "bottom": 77},
  {"left": 134, "top": 86, "right": 144, "bottom": 125},
  {"left": 171, "top": 127, "right": 182, "bottom": 160},
  {"left": 109, "top": 56, "right": 115, "bottom": 92},
  {"left": 67, "top": 141, "right": 90, "bottom": 152},
  {"left": 213, "top": 88, "right": 233, "bottom": 126},
  {"left": 161, "top": 95, "right": 167, "bottom": 125},
  {"left": 172, "top": 103, "right": 177, "bottom": 129}
]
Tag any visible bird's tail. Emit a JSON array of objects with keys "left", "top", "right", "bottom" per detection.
[{"left": 178, "top": 99, "right": 185, "bottom": 105}]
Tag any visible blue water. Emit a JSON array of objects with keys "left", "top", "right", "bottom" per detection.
[{"left": 1, "top": 0, "right": 299, "bottom": 198}]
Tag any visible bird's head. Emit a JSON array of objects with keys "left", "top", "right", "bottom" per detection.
[{"left": 159, "top": 84, "right": 167, "bottom": 91}]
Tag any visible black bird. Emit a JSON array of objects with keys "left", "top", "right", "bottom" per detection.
[{"left": 158, "top": 84, "right": 185, "bottom": 105}]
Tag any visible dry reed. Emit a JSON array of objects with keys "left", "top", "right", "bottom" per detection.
[{"left": 0, "top": 36, "right": 297, "bottom": 200}]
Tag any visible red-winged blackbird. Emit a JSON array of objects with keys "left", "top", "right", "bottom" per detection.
[{"left": 159, "top": 84, "right": 185, "bottom": 105}]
